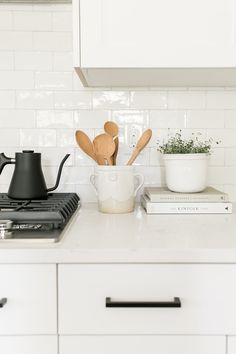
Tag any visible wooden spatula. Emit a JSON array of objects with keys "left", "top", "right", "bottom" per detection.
[
  {"left": 75, "top": 130, "right": 97, "bottom": 162},
  {"left": 104, "top": 121, "right": 119, "bottom": 165},
  {"left": 127, "top": 129, "right": 152, "bottom": 165},
  {"left": 93, "top": 133, "right": 116, "bottom": 165}
]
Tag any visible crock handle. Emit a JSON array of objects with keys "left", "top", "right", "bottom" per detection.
[
  {"left": 134, "top": 173, "right": 144, "bottom": 196},
  {"left": 90, "top": 174, "right": 98, "bottom": 196}
]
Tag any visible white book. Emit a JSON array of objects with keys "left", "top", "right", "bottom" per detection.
[
  {"left": 144, "top": 186, "right": 228, "bottom": 203},
  {"left": 141, "top": 195, "right": 233, "bottom": 214}
]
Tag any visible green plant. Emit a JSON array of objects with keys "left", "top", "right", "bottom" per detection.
[{"left": 157, "top": 131, "right": 220, "bottom": 154}]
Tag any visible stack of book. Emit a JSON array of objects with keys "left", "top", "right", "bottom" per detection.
[{"left": 141, "top": 186, "right": 232, "bottom": 214}]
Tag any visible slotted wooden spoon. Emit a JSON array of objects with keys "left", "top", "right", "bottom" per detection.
[
  {"left": 75, "top": 130, "right": 97, "bottom": 162},
  {"left": 127, "top": 129, "right": 152, "bottom": 165},
  {"left": 104, "top": 121, "right": 119, "bottom": 165},
  {"left": 93, "top": 133, "right": 116, "bottom": 165}
]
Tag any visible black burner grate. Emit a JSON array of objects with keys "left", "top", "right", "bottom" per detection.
[{"left": 0, "top": 193, "right": 80, "bottom": 229}]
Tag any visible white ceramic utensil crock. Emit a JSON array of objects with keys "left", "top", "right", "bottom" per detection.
[{"left": 90, "top": 166, "right": 144, "bottom": 213}]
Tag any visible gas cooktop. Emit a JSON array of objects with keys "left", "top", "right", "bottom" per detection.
[{"left": 0, "top": 193, "right": 80, "bottom": 242}]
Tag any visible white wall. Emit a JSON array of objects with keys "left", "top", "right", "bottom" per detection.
[{"left": 0, "top": 3, "right": 235, "bottom": 202}]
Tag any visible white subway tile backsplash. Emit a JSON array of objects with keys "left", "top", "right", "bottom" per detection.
[
  {"left": 0, "top": 11, "right": 12, "bottom": 30},
  {"left": 93, "top": 91, "right": 130, "bottom": 109},
  {"left": 52, "top": 12, "right": 72, "bottom": 32},
  {"left": 206, "top": 129, "right": 236, "bottom": 147},
  {"left": 0, "top": 52, "right": 14, "bottom": 70},
  {"left": 20, "top": 129, "right": 56, "bottom": 147},
  {"left": 76, "top": 184, "right": 97, "bottom": 202},
  {"left": 75, "top": 148, "right": 96, "bottom": 166},
  {"left": 149, "top": 149, "right": 164, "bottom": 166},
  {"left": 225, "top": 148, "right": 236, "bottom": 166},
  {"left": 149, "top": 110, "right": 187, "bottom": 128},
  {"left": 33, "top": 32, "right": 72, "bottom": 51},
  {"left": 209, "top": 167, "right": 236, "bottom": 185},
  {"left": 61, "top": 166, "right": 94, "bottom": 185},
  {"left": 130, "top": 91, "right": 167, "bottom": 109},
  {"left": 15, "top": 52, "right": 53, "bottom": 71},
  {"left": 16, "top": 91, "right": 53, "bottom": 109},
  {"left": 112, "top": 110, "right": 149, "bottom": 126},
  {"left": 223, "top": 185, "right": 236, "bottom": 202},
  {"left": 35, "top": 72, "right": 72, "bottom": 90},
  {"left": 53, "top": 52, "right": 73, "bottom": 71},
  {"left": 54, "top": 91, "right": 92, "bottom": 109},
  {"left": 0, "top": 129, "right": 19, "bottom": 147},
  {"left": 74, "top": 110, "right": 111, "bottom": 129},
  {"left": 225, "top": 111, "right": 236, "bottom": 128},
  {"left": 0, "top": 71, "right": 34, "bottom": 89},
  {"left": 206, "top": 91, "right": 236, "bottom": 109},
  {"left": 168, "top": 91, "right": 206, "bottom": 109},
  {"left": 0, "top": 31, "right": 32, "bottom": 50},
  {"left": 57, "top": 129, "right": 76, "bottom": 147},
  {"left": 0, "top": 91, "right": 15, "bottom": 109},
  {"left": 0, "top": 109, "right": 35, "bottom": 128},
  {"left": 134, "top": 166, "right": 165, "bottom": 185},
  {"left": 209, "top": 148, "right": 225, "bottom": 166},
  {"left": 37, "top": 147, "right": 74, "bottom": 166},
  {"left": 186, "top": 110, "right": 224, "bottom": 128},
  {"left": 0, "top": 4, "right": 236, "bottom": 201},
  {"left": 13, "top": 11, "right": 51, "bottom": 31},
  {"left": 37, "top": 110, "right": 74, "bottom": 128}
]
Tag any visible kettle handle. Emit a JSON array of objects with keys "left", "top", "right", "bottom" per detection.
[
  {"left": 0, "top": 153, "right": 15, "bottom": 174},
  {"left": 47, "top": 154, "right": 70, "bottom": 192}
]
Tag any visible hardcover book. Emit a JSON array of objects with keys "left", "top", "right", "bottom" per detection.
[
  {"left": 141, "top": 195, "right": 232, "bottom": 214},
  {"left": 144, "top": 186, "right": 228, "bottom": 203}
]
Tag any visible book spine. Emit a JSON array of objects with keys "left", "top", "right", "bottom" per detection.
[
  {"left": 141, "top": 198, "right": 232, "bottom": 214},
  {"left": 146, "top": 194, "right": 228, "bottom": 203}
]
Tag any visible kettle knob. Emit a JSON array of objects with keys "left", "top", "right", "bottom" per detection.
[{"left": 0, "top": 153, "right": 15, "bottom": 174}]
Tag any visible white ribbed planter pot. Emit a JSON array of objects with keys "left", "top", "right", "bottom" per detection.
[{"left": 163, "top": 153, "right": 210, "bottom": 193}]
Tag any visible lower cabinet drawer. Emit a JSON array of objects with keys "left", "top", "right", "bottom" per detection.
[
  {"left": 0, "top": 264, "right": 57, "bottom": 334},
  {"left": 60, "top": 336, "right": 225, "bottom": 354},
  {"left": 0, "top": 336, "right": 57, "bottom": 354},
  {"left": 59, "top": 264, "right": 236, "bottom": 334}
]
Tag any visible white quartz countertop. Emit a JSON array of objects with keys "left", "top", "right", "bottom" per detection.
[{"left": 1, "top": 203, "right": 236, "bottom": 264}]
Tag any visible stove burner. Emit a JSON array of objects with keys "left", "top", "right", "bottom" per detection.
[{"left": 0, "top": 193, "right": 80, "bottom": 242}]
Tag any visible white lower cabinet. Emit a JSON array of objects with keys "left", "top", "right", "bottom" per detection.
[
  {"left": 0, "top": 336, "right": 57, "bottom": 354},
  {"left": 60, "top": 335, "right": 225, "bottom": 354},
  {"left": 228, "top": 336, "right": 236, "bottom": 354},
  {"left": 58, "top": 264, "right": 236, "bottom": 335},
  {"left": 0, "top": 264, "right": 57, "bottom": 334}
]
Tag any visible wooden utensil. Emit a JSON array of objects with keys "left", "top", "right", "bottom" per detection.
[
  {"left": 93, "top": 133, "right": 116, "bottom": 165},
  {"left": 75, "top": 130, "right": 97, "bottom": 162},
  {"left": 127, "top": 129, "right": 152, "bottom": 165},
  {"left": 104, "top": 121, "right": 119, "bottom": 137},
  {"left": 104, "top": 121, "right": 119, "bottom": 165}
]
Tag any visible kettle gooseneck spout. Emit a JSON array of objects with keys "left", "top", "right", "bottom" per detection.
[{"left": 47, "top": 154, "right": 70, "bottom": 192}]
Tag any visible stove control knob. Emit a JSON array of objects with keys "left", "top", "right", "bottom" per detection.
[{"left": 0, "top": 220, "right": 13, "bottom": 239}]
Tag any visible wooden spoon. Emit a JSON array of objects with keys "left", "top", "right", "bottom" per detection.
[
  {"left": 75, "top": 130, "right": 97, "bottom": 162},
  {"left": 127, "top": 129, "right": 152, "bottom": 165},
  {"left": 93, "top": 133, "right": 116, "bottom": 165},
  {"left": 104, "top": 121, "right": 119, "bottom": 165}
]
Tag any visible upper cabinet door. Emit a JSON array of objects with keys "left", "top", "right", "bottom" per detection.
[{"left": 80, "top": 0, "right": 236, "bottom": 68}]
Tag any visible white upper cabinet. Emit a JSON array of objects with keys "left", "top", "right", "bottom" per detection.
[{"left": 73, "top": 0, "right": 236, "bottom": 86}]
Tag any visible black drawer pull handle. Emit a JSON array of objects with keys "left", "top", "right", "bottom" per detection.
[
  {"left": 105, "top": 297, "right": 181, "bottom": 308},
  {"left": 0, "top": 298, "right": 7, "bottom": 308}
]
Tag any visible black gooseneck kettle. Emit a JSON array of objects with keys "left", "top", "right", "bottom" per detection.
[{"left": 0, "top": 150, "right": 70, "bottom": 199}]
